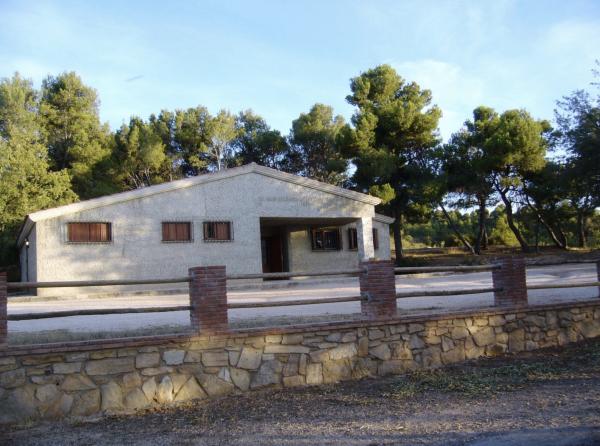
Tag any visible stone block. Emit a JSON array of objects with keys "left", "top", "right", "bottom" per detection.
[
  {"left": 0, "top": 386, "right": 36, "bottom": 424},
  {"left": 439, "top": 336, "right": 454, "bottom": 352},
  {"left": 142, "top": 378, "right": 157, "bottom": 401},
  {"left": 184, "top": 351, "right": 202, "bottom": 363},
  {"left": 87, "top": 357, "right": 134, "bottom": 376},
  {"left": 156, "top": 376, "right": 174, "bottom": 404},
  {"left": 198, "top": 373, "right": 235, "bottom": 396},
  {"left": 451, "top": 327, "right": 469, "bottom": 339},
  {"left": 140, "top": 366, "right": 173, "bottom": 376},
  {"left": 408, "top": 324, "right": 424, "bottom": 334},
  {"left": 325, "top": 333, "right": 342, "bottom": 342},
  {"left": 368, "top": 329, "right": 385, "bottom": 340},
  {"left": 250, "top": 360, "right": 282, "bottom": 388},
  {"left": 358, "top": 337, "right": 369, "bottom": 357},
  {"left": 42, "top": 392, "right": 73, "bottom": 419},
  {"left": 237, "top": 347, "right": 262, "bottom": 370},
  {"left": 122, "top": 372, "right": 142, "bottom": 389},
  {"left": 265, "top": 335, "right": 282, "bottom": 343},
  {"left": 281, "top": 334, "right": 303, "bottom": 344},
  {"left": 379, "top": 360, "right": 415, "bottom": 376},
  {"left": 172, "top": 373, "right": 190, "bottom": 394},
  {"left": 0, "top": 368, "right": 25, "bottom": 388},
  {"left": 305, "top": 363, "right": 323, "bottom": 385},
  {"left": 136, "top": 353, "right": 160, "bottom": 369},
  {"left": 441, "top": 344, "right": 465, "bottom": 364},
  {"left": 369, "top": 343, "right": 391, "bottom": 361},
  {"left": 52, "top": 362, "right": 82, "bottom": 374},
  {"left": 421, "top": 347, "right": 442, "bottom": 368},
  {"left": 61, "top": 374, "right": 97, "bottom": 392},
  {"left": 488, "top": 315, "right": 506, "bottom": 327},
  {"left": 125, "top": 388, "right": 149, "bottom": 410},
  {"left": 485, "top": 344, "right": 507, "bottom": 356},
  {"left": 36, "top": 383, "right": 60, "bottom": 404},
  {"left": 228, "top": 350, "right": 240, "bottom": 366},
  {"left": 409, "top": 334, "right": 425, "bottom": 350},
  {"left": 508, "top": 329, "right": 525, "bottom": 352},
  {"left": 230, "top": 368, "right": 250, "bottom": 391},
  {"left": 263, "top": 345, "right": 310, "bottom": 354},
  {"left": 329, "top": 343, "right": 358, "bottom": 360},
  {"left": 90, "top": 350, "right": 116, "bottom": 360},
  {"left": 322, "top": 359, "right": 351, "bottom": 384},
  {"left": 309, "top": 349, "right": 330, "bottom": 363},
  {"left": 469, "top": 326, "right": 496, "bottom": 347},
  {"left": 283, "top": 375, "right": 305, "bottom": 387},
  {"left": 174, "top": 377, "right": 207, "bottom": 402},
  {"left": 202, "top": 351, "right": 229, "bottom": 367},
  {"left": 101, "top": 381, "right": 123, "bottom": 411},
  {"left": 71, "top": 389, "right": 101, "bottom": 417},
  {"left": 390, "top": 342, "right": 413, "bottom": 360},
  {"left": 163, "top": 350, "right": 186, "bottom": 365}
]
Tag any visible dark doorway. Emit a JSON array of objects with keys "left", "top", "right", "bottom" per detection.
[{"left": 261, "top": 235, "right": 284, "bottom": 273}]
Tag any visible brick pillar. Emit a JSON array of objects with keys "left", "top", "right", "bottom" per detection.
[
  {"left": 492, "top": 257, "right": 528, "bottom": 307},
  {"left": 0, "top": 272, "right": 7, "bottom": 349},
  {"left": 188, "top": 266, "right": 228, "bottom": 334},
  {"left": 359, "top": 260, "right": 397, "bottom": 318},
  {"left": 596, "top": 260, "right": 600, "bottom": 298}
]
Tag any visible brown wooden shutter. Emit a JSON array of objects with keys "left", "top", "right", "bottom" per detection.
[{"left": 68, "top": 222, "right": 110, "bottom": 242}]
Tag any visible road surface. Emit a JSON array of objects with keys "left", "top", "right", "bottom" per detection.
[{"left": 7, "top": 263, "right": 599, "bottom": 335}]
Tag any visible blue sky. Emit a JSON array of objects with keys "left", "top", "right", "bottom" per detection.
[{"left": 1, "top": 0, "right": 599, "bottom": 140}]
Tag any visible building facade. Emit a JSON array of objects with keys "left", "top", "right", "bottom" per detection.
[{"left": 17, "top": 163, "right": 393, "bottom": 294}]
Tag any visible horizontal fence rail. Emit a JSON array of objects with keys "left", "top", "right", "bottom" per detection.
[
  {"left": 226, "top": 269, "right": 363, "bottom": 280},
  {"left": 396, "top": 287, "right": 500, "bottom": 299},
  {"left": 527, "top": 281, "right": 600, "bottom": 290},
  {"left": 394, "top": 264, "right": 501, "bottom": 274},
  {"left": 7, "top": 305, "right": 191, "bottom": 321},
  {"left": 228, "top": 295, "right": 363, "bottom": 309},
  {"left": 7, "top": 277, "right": 191, "bottom": 290}
]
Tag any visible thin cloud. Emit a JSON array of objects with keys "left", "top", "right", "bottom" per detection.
[{"left": 125, "top": 75, "right": 144, "bottom": 82}]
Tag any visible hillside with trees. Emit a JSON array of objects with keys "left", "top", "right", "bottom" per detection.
[{"left": 0, "top": 65, "right": 598, "bottom": 270}]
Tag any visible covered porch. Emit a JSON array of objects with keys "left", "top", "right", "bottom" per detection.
[{"left": 259, "top": 217, "right": 377, "bottom": 275}]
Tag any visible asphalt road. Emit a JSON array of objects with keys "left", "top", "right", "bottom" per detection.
[{"left": 7, "top": 263, "right": 599, "bottom": 334}]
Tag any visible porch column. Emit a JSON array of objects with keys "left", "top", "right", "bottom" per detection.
[{"left": 356, "top": 217, "right": 375, "bottom": 261}]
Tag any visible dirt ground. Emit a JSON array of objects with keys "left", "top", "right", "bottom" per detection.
[{"left": 3, "top": 340, "right": 600, "bottom": 446}]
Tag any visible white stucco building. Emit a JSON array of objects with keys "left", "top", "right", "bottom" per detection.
[{"left": 17, "top": 163, "right": 393, "bottom": 294}]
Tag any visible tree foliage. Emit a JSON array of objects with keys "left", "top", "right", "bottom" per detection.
[
  {"left": 342, "top": 65, "right": 442, "bottom": 260},
  {"left": 287, "top": 103, "right": 349, "bottom": 185},
  {"left": 39, "top": 72, "right": 112, "bottom": 198},
  {"left": 0, "top": 74, "right": 76, "bottom": 265}
]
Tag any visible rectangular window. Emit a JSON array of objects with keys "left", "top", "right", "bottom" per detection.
[
  {"left": 203, "top": 221, "right": 232, "bottom": 241},
  {"left": 311, "top": 228, "right": 341, "bottom": 251},
  {"left": 348, "top": 228, "right": 358, "bottom": 250},
  {"left": 67, "top": 222, "right": 112, "bottom": 243},
  {"left": 373, "top": 228, "right": 379, "bottom": 250},
  {"left": 162, "top": 222, "right": 192, "bottom": 242}
]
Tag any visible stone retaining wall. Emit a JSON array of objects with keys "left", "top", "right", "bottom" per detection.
[{"left": 1, "top": 301, "right": 600, "bottom": 424}]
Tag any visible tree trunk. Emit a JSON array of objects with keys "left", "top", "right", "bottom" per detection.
[
  {"left": 577, "top": 211, "right": 587, "bottom": 248},
  {"left": 475, "top": 197, "right": 487, "bottom": 254},
  {"left": 392, "top": 209, "right": 404, "bottom": 264},
  {"left": 439, "top": 203, "right": 475, "bottom": 254},
  {"left": 482, "top": 226, "right": 489, "bottom": 250},
  {"left": 498, "top": 187, "right": 531, "bottom": 252},
  {"left": 556, "top": 223, "right": 568, "bottom": 249},
  {"left": 524, "top": 197, "right": 566, "bottom": 249}
]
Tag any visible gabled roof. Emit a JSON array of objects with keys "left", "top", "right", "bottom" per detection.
[{"left": 17, "top": 163, "right": 381, "bottom": 246}]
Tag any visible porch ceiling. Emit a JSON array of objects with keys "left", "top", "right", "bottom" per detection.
[{"left": 260, "top": 217, "right": 357, "bottom": 227}]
